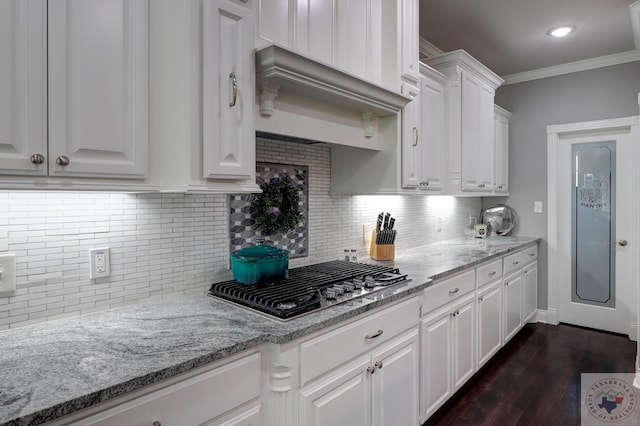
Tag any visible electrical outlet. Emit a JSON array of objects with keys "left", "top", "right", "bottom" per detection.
[
  {"left": 89, "top": 248, "right": 110, "bottom": 279},
  {"left": 0, "top": 254, "right": 16, "bottom": 295}
]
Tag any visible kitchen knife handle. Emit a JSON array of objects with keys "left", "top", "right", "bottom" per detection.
[{"left": 389, "top": 217, "right": 395, "bottom": 230}]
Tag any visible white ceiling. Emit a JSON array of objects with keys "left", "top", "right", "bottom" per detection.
[{"left": 419, "top": 0, "right": 640, "bottom": 80}]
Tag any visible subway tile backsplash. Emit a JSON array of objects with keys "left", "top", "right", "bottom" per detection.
[{"left": 0, "top": 138, "right": 481, "bottom": 329}]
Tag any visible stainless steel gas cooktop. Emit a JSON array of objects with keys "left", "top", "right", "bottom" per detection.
[{"left": 208, "top": 261, "right": 411, "bottom": 321}]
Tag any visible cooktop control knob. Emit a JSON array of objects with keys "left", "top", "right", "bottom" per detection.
[
  {"left": 364, "top": 275, "right": 377, "bottom": 288},
  {"left": 352, "top": 277, "right": 363, "bottom": 289}
]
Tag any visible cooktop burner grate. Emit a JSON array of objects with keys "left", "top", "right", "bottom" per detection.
[{"left": 208, "top": 260, "right": 406, "bottom": 320}]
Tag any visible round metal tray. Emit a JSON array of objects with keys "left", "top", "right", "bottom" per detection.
[{"left": 481, "top": 204, "right": 517, "bottom": 236}]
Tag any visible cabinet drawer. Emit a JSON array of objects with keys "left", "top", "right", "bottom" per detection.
[
  {"left": 423, "top": 269, "right": 475, "bottom": 314},
  {"left": 299, "top": 297, "right": 419, "bottom": 386},
  {"left": 522, "top": 245, "right": 538, "bottom": 264},
  {"left": 75, "top": 353, "right": 261, "bottom": 426},
  {"left": 476, "top": 259, "right": 502, "bottom": 288},
  {"left": 503, "top": 251, "right": 524, "bottom": 275}
]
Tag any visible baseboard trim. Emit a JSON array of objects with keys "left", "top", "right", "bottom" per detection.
[{"left": 534, "top": 308, "right": 559, "bottom": 325}]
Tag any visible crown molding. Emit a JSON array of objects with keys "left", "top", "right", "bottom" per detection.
[
  {"left": 502, "top": 50, "right": 640, "bottom": 85},
  {"left": 418, "top": 37, "right": 443, "bottom": 59}
]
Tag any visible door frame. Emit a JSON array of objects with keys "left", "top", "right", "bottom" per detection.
[{"left": 547, "top": 116, "right": 640, "bottom": 338}]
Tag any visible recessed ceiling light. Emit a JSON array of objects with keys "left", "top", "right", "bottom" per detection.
[{"left": 548, "top": 26, "right": 575, "bottom": 38}]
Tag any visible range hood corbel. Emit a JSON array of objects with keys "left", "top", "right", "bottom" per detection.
[{"left": 255, "top": 44, "right": 409, "bottom": 139}]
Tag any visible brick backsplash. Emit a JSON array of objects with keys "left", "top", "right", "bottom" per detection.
[{"left": 0, "top": 138, "right": 481, "bottom": 329}]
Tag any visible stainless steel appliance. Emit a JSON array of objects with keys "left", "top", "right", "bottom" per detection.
[{"left": 208, "top": 261, "right": 410, "bottom": 321}]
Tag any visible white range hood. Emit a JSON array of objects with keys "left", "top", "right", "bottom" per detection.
[{"left": 254, "top": 44, "right": 410, "bottom": 150}]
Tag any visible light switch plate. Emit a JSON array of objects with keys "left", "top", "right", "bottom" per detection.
[
  {"left": 89, "top": 248, "right": 110, "bottom": 279},
  {"left": 0, "top": 254, "right": 16, "bottom": 295},
  {"left": 534, "top": 201, "right": 543, "bottom": 213}
]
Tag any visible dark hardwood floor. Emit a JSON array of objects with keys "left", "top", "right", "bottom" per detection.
[{"left": 424, "top": 323, "right": 637, "bottom": 426}]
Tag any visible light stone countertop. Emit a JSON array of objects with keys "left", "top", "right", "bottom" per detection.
[{"left": 0, "top": 236, "right": 539, "bottom": 426}]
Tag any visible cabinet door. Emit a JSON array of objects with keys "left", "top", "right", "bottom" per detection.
[
  {"left": 419, "top": 73, "right": 444, "bottom": 191},
  {"left": 203, "top": 0, "right": 255, "bottom": 180},
  {"left": 371, "top": 330, "right": 419, "bottom": 426},
  {"left": 477, "top": 280, "right": 503, "bottom": 368},
  {"left": 299, "top": 356, "right": 370, "bottom": 426},
  {"left": 420, "top": 306, "right": 452, "bottom": 419},
  {"left": 452, "top": 294, "right": 475, "bottom": 391},
  {"left": 399, "top": 0, "right": 419, "bottom": 83},
  {"left": 523, "top": 261, "right": 538, "bottom": 323},
  {"left": 295, "top": 0, "right": 382, "bottom": 84},
  {"left": 0, "top": 0, "right": 47, "bottom": 176},
  {"left": 494, "top": 107, "right": 509, "bottom": 193},
  {"left": 460, "top": 72, "right": 495, "bottom": 192},
  {"left": 48, "top": 0, "right": 148, "bottom": 178},
  {"left": 477, "top": 83, "right": 495, "bottom": 191},
  {"left": 76, "top": 353, "right": 261, "bottom": 426},
  {"left": 401, "top": 82, "right": 421, "bottom": 188},
  {"left": 503, "top": 271, "right": 523, "bottom": 343}
]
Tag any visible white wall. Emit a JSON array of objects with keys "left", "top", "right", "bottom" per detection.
[
  {"left": 0, "top": 138, "right": 481, "bottom": 329},
  {"left": 495, "top": 61, "right": 640, "bottom": 310}
]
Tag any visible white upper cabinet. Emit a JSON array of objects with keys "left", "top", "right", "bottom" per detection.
[
  {"left": 203, "top": 0, "right": 255, "bottom": 180},
  {"left": 0, "top": 0, "right": 47, "bottom": 176},
  {"left": 400, "top": 65, "right": 446, "bottom": 192},
  {"left": 256, "top": 0, "right": 386, "bottom": 86},
  {"left": 494, "top": 105, "right": 511, "bottom": 194},
  {"left": 401, "top": 82, "right": 421, "bottom": 188},
  {"left": 148, "top": 0, "right": 259, "bottom": 193},
  {"left": 418, "top": 65, "right": 446, "bottom": 191},
  {"left": 48, "top": 0, "right": 148, "bottom": 179},
  {"left": 399, "top": 0, "right": 419, "bottom": 84},
  {"left": 0, "top": 0, "right": 148, "bottom": 184},
  {"left": 424, "top": 50, "right": 503, "bottom": 195}
]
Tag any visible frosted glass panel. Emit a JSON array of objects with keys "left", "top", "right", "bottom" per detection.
[{"left": 571, "top": 142, "right": 616, "bottom": 308}]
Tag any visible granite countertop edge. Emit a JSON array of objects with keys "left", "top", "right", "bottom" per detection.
[{"left": 0, "top": 236, "right": 540, "bottom": 426}]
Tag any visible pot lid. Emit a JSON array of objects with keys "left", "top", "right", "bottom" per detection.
[{"left": 232, "top": 241, "right": 289, "bottom": 260}]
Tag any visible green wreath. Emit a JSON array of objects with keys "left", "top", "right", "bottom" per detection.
[{"left": 252, "top": 176, "right": 304, "bottom": 236}]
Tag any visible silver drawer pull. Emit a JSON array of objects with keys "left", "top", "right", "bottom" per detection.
[
  {"left": 448, "top": 288, "right": 459, "bottom": 295},
  {"left": 529, "top": 253, "right": 535, "bottom": 257},
  {"left": 488, "top": 271, "right": 497, "bottom": 277},
  {"left": 513, "top": 261, "right": 519, "bottom": 265},
  {"left": 365, "top": 329, "right": 384, "bottom": 340},
  {"left": 229, "top": 72, "right": 238, "bottom": 107}
]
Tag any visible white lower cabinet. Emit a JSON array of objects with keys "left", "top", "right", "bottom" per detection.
[
  {"left": 476, "top": 279, "right": 503, "bottom": 368},
  {"left": 503, "top": 245, "right": 539, "bottom": 344},
  {"left": 299, "top": 356, "right": 371, "bottom": 426},
  {"left": 299, "top": 329, "right": 419, "bottom": 426},
  {"left": 62, "top": 352, "right": 262, "bottom": 426},
  {"left": 298, "top": 297, "right": 420, "bottom": 426},
  {"left": 503, "top": 269, "right": 523, "bottom": 344},
  {"left": 523, "top": 261, "right": 538, "bottom": 323},
  {"left": 420, "top": 270, "right": 476, "bottom": 420}
]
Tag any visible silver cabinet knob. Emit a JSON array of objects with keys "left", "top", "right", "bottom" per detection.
[
  {"left": 617, "top": 240, "right": 628, "bottom": 247},
  {"left": 152, "top": 421, "right": 161, "bottom": 426},
  {"left": 374, "top": 361, "right": 383, "bottom": 369},
  {"left": 56, "top": 156, "right": 70, "bottom": 166},
  {"left": 30, "top": 154, "right": 45, "bottom": 165},
  {"left": 366, "top": 366, "right": 376, "bottom": 375}
]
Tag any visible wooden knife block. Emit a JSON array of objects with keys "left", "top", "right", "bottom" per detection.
[{"left": 369, "top": 231, "right": 395, "bottom": 261}]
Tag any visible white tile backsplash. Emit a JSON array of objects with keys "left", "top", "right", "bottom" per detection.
[{"left": 0, "top": 138, "right": 480, "bottom": 329}]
